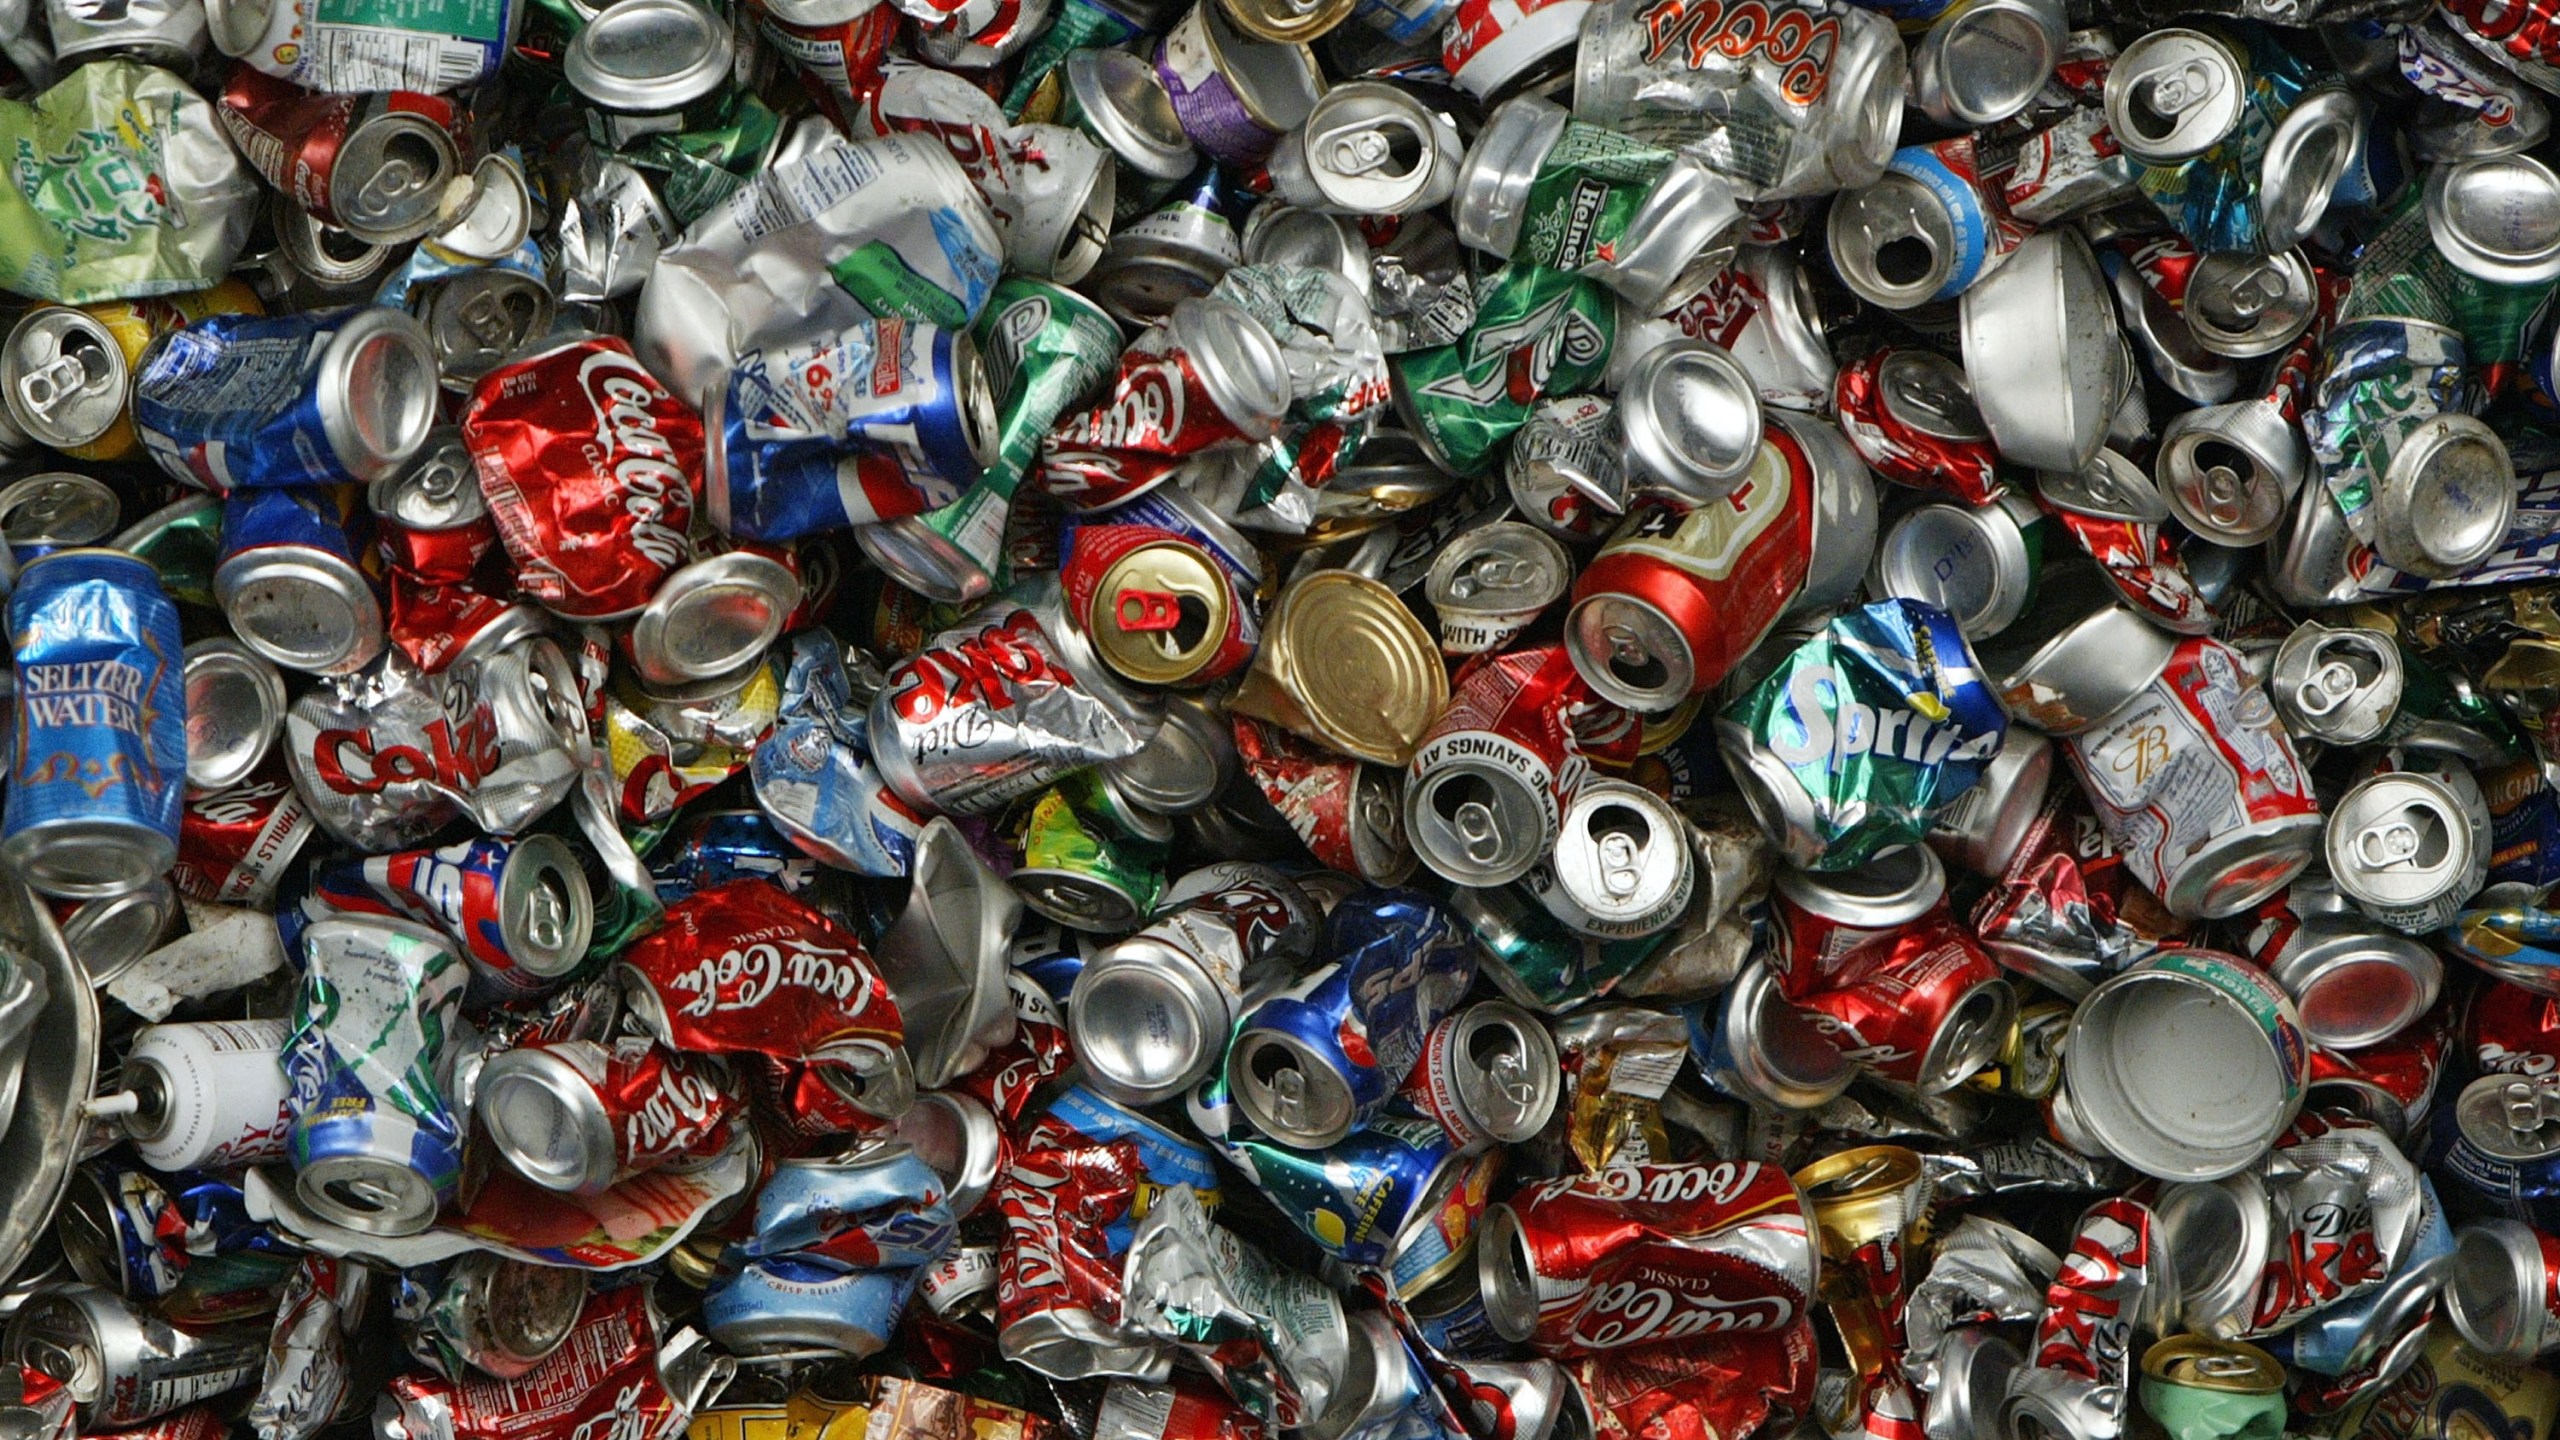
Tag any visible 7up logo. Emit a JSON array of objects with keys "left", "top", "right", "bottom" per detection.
[
  {"left": 15, "top": 123, "right": 167, "bottom": 246},
  {"left": 1420, "top": 277, "right": 1611, "bottom": 408}
]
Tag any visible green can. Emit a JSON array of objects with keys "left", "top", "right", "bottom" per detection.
[
  {"left": 1389, "top": 261, "right": 1616, "bottom": 477},
  {"left": 1011, "top": 769, "right": 1167, "bottom": 934},
  {"left": 2139, "top": 1337, "right": 2287, "bottom": 1440}
]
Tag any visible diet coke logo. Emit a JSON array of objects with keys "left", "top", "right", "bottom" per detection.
[
  {"left": 888, "top": 612, "right": 1072, "bottom": 726},
  {"left": 575, "top": 351, "right": 692, "bottom": 571},
  {"left": 190, "top": 778, "right": 289, "bottom": 825},
  {"left": 309, "top": 707, "right": 498, "bottom": 797}
]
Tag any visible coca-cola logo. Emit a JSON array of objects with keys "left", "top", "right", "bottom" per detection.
[
  {"left": 575, "top": 351, "right": 691, "bottom": 570},
  {"left": 1670, "top": 268, "right": 1768, "bottom": 350},
  {"left": 1635, "top": 0, "right": 1841, "bottom": 103},
  {"left": 665, "top": 936, "right": 876, "bottom": 1018},
  {"left": 1066, "top": 356, "right": 1187, "bottom": 451},
  {"left": 190, "top": 778, "right": 288, "bottom": 825},
  {"left": 625, "top": 1057, "right": 728, "bottom": 1158},
  {"left": 566, "top": 1383, "right": 657, "bottom": 1440},
  {"left": 1565, "top": 1276, "right": 1796, "bottom": 1348},
  {"left": 887, "top": 612, "right": 1069, "bottom": 726}
]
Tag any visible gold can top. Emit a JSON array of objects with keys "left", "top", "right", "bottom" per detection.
[
  {"left": 1088, "top": 538, "right": 1236, "bottom": 686},
  {"left": 1791, "top": 1144, "right": 1926, "bottom": 1248},
  {"left": 2141, "top": 1336, "right": 2286, "bottom": 1394},
  {"left": 1232, "top": 568, "right": 1448, "bottom": 766}
]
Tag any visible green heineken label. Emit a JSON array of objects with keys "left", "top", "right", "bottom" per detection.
[
  {"left": 1390, "top": 262, "right": 1615, "bottom": 477},
  {"left": 1518, "top": 120, "right": 1671, "bottom": 274}
]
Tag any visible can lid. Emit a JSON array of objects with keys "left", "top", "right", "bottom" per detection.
[
  {"left": 294, "top": 1153, "right": 444, "bottom": 1236},
  {"left": 428, "top": 155, "right": 538, "bottom": 265},
  {"left": 498, "top": 834, "right": 598, "bottom": 981},
  {"left": 182, "top": 638, "right": 287, "bottom": 791},
  {"left": 2258, "top": 87, "right": 2363, "bottom": 253},
  {"left": 422, "top": 269, "right": 559, "bottom": 387},
  {"left": 1876, "top": 349, "right": 1987, "bottom": 441},
  {"left": 2103, "top": 28, "right": 2248, "bottom": 165},
  {"left": 1774, "top": 845, "right": 1944, "bottom": 929},
  {"left": 204, "top": 0, "right": 275, "bottom": 58},
  {"left": 1167, "top": 296, "right": 1292, "bottom": 439},
  {"left": 1407, "top": 746, "right": 1557, "bottom": 889},
  {"left": 886, "top": 1092, "right": 1005, "bottom": 1218},
  {"left": 1011, "top": 867, "right": 1149, "bottom": 933},
  {"left": 1874, "top": 500, "right": 2036, "bottom": 641},
  {"left": 565, "top": 0, "right": 735, "bottom": 115},
  {"left": 2156, "top": 397, "right": 2304, "bottom": 547},
  {"left": 1069, "top": 938, "right": 1223, "bottom": 1102},
  {"left": 2448, "top": 1219, "right": 2548, "bottom": 1359},
  {"left": 1249, "top": 569, "right": 1447, "bottom": 766},
  {"left": 0, "top": 473, "right": 119, "bottom": 550},
  {"left": 1065, "top": 48, "right": 1198, "bottom": 181},
  {"left": 629, "top": 551, "right": 803, "bottom": 688},
  {"left": 1424, "top": 521, "right": 1568, "bottom": 619},
  {"left": 1287, "top": 82, "right": 1452, "bottom": 213},
  {"left": 1825, "top": 172, "right": 1959, "bottom": 312},
  {"left": 2266, "top": 918, "right": 2440, "bottom": 1052},
  {"left": 2426, "top": 153, "right": 2560, "bottom": 283},
  {"left": 2373, "top": 412, "right": 2515, "bottom": 578},
  {"left": 369, "top": 428, "right": 484, "bottom": 532},
  {"left": 1544, "top": 781, "right": 1691, "bottom": 931},
  {"left": 471, "top": 1255, "right": 589, "bottom": 1369},
  {"left": 62, "top": 878, "right": 177, "bottom": 989},
  {"left": 2457, "top": 1074, "right": 2560, "bottom": 1160},
  {"left": 1241, "top": 204, "right": 1375, "bottom": 295},
  {"left": 2140, "top": 1336, "right": 2286, "bottom": 1394},
  {"left": 1912, "top": 0, "right": 2062, "bottom": 127},
  {"left": 2326, "top": 771, "right": 2479, "bottom": 910},
  {"left": 1446, "top": 1001, "right": 1560, "bottom": 1144},
  {"left": 213, "top": 548, "right": 385, "bottom": 677},
  {"left": 1100, "top": 695, "right": 1232, "bottom": 814},
  {"left": 1086, "top": 538, "right": 1235, "bottom": 686},
  {"left": 2184, "top": 251, "right": 2319, "bottom": 359},
  {"left": 1229, "top": 1028, "right": 1360, "bottom": 1147},
  {"left": 332, "top": 111, "right": 461, "bottom": 244},
  {"left": 2152, "top": 1171, "right": 2270, "bottom": 1335},
  {"left": 1616, "top": 340, "right": 1762, "bottom": 503},
  {"left": 1565, "top": 589, "right": 1696, "bottom": 713},
  {"left": 477, "top": 1046, "right": 619, "bottom": 1194},
  {"left": 316, "top": 307, "right": 438, "bottom": 483},
  {"left": 2, "top": 309, "right": 126, "bottom": 453},
  {"left": 1452, "top": 94, "right": 1569, "bottom": 258}
]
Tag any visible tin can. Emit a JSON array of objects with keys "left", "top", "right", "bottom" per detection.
[
  {"left": 2259, "top": 915, "right": 2442, "bottom": 1052},
  {"left": 1061, "top": 46, "right": 1199, "bottom": 218},
  {"left": 2, "top": 285, "right": 262, "bottom": 464},
  {"left": 1770, "top": 845, "right": 1944, "bottom": 999},
  {"left": 1062, "top": 525, "right": 1255, "bottom": 686},
  {"left": 3, "top": 1285, "right": 265, "bottom": 1428},
  {"left": 1793, "top": 925, "right": 2016, "bottom": 1093},
  {"left": 1084, "top": 164, "right": 1247, "bottom": 326},
  {"left": 1227, "top": 888, "right": 1477, "bottom": 1147},
  {"left": 285, "top": 917, "right": 469, "bottom": 1237},
  {"left": 56, "top": 1162, "right": 183, "bottom": 1300},
  {"left": 1405, "top": 645, "right": 1594, "bottom": 888},
  {"left": 1827, "top": 136, "right": 2026, "bottom": 310},
  {"left": 1067, "top": 862, "right": 1318, "bottom": 1104},
  {"left": 414, "top": 266, "right": 558, "bottom": 389},
  {"left": 1269, "top": 82, "right": 1460, "bottom": 215},
  {"left": 2139, "top": 1337, "right": 2288, "bottom": 1440},
  {"left": 1907, "top": 0, "right": 2064, "bottom": 128},
  {"left": 216, "top": 68, "right": 460, "bottom": 244},
  {"left": 562, "top": 0, "right": 733, "bottom": 146},
  {"left": 61, "top": 877, "right": 179, "bottom": 986},
  {"left": 2062, "top": 950, "right": 2310, "bottom": 1181},
  {"left": 1688, "top": 959, "right": 1854, "bottom": 1111},
  {"left": 2269, "top": 623, "right": 2403, "bottom": 745},
  {"left": 2437, "top": 1074, "right": 2560, "bottom": 1232},
  {"left": 1522, "top": 780, "right": 1695, "bottom": 940},
  {"left": 1869, "top": 490, "right": 2047, "bottom": 641},
  {"left": 1230, "top": 568, "right": 1447, "bottom": 767},
  {"left": 181, "top": 638, "right": 287, "bottom": 791},
  {"left": 2326, "top": 767, "right": 2492, "bottom": 934},
  {"left": 1210, "top": 1110, "right": 1494, "bottom": 1293},
  {"left": 1615, "top": 341, "right": 1763, "bottom": 505},
  {"left": 2062, "top": 636, "right": 2320, "bottom": 920},
  {"left": 1014, "top": 770, "right": 1167, "bottom": 931},
  {"left": 623, "top": 551, "right": 801, "bottom": 689},
  {"left": 95, "top": 1018, "right": 295, "bottom": 1172},
  {"left": 1039, "top": 295, "right": 1291, "bottom": 509},
  {"left": 1565, "top": 430, "right": 1812, "bottom": 711},
  {"left": 410, "top": 1251, "right": 589, "bottom": 1380},
  {"left": 475, "top": 1037, "right": 734, "bottom": 1194},
  {"left": 3, "top": 549, "right": 187, "bottom": 900},
  {"left": 1401, "top": 1000, "right": 1560, "bottom": 1151},
  {"left": 1392, "top": 262, "right": 1616, "bottom": 478},
  {"left": 1230, "top": 714, "right": 1412, "bottom": 886},
  {"left": 134, "top": 307, "right": 438, "bottom": 492},
  {"left": 213, "top": 484, "right": 385, "bottom": 677}
]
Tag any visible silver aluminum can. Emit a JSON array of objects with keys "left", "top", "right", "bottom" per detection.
[
  {"left": 1770, "top": 409, "right": 1876, "bottom": 624},
  {"left": 1267, "top": 81, "right": 1461, "bottom": 216},
  {"left": 423, "top": 1251, "right": 588, "bottom": 1380},
  {"left": 267, "top": 193, "right": 396, "bottom": 304},
  {"left": 2258, "top": 86, "right": 2364, "bottom": 254},
  {"left": 2268, "top": 622, "right": 2403, "bottom": 746},
  {"left": 4, "top": 1285, "right": 263, "bottom": 1428},
  {"left": 885, "top": 1090, "right": 1007, "bottom": 1217},
  {"left": 2365, "top": 411, "right": 2515, "bottom": 579},
  {"left": 1975, "top": 571, "right": 2176, "bottom": 736},
  {"left": 95, "top": 1018, "right": 293, "bottom": 1172},
  {"left": 1061, "top": 46, "right": 1200, "bottom": 220},
  {"left": 1101, "top": 691, "right": 1236, "bottom": 814},
  {"left": 416, "top": 267, "right": 557, "bottom": 390},
  {"left": 1959, "top": 226, "right": 2128, "bottom": 475},
  {"left": 1693, "top": 958, "right": 1854, "bottom": 1111},
  {"left": 2325, "top": 767, "right": 2490, "bottom": 934},
  {"left": 1424, "top": 522, "right": 1569, "bottom": 655},
  {"left": 61, "top": 877, "right": 177, "bottom": 987},
  {"left": 1572, "top": 0, "right": 1904, "bottom": 201},
  {"left": 1926, "top": 724, "right": 2051, "bottom": 878},
  {"left": 2102, "top": 28, "right": 2248, "bottom": 166},
  {"left": 181, "top": 637, "right": 287, "bottom": 790},
  {"left": 1506, "top": 394, "right": 1624, "bottom": 541},
  {"left": 561, "top": 0, "right": 734, "bottom": 146},
  {"left": 2156, "top": 396, "right": 2306, "bottom": 546},
  {"left": 1869, "top": 488, "right": 2045, "bottom": 642},
  {"left": 1615, "top": 339, "right": 1762, "bottom": 505},
  {"left": 2425, "top": 153, "right": 2560, "bottom": 285},
  {"left": 0, "top": 472, "right": 119, "bottom": 555},
  {"left": 2447, "top": 1219, "right": 2560, "bottom": 1359},
  {"left": 2037, "top": 447, "right": 2170, "bottom": 525},
  {"left": 1, "top": 308, "right": 127, "bottom": 455},
  {"left": 2183, "top": 250, "right": 2320, "bottom": 360},
  {"left": 1403, "top": 1000, "right": 1558, "bottom": 1151},
  {"left": 2061, "top": 951, "right": 2308, "bottom": 1181},
  {"left": 626, "top": 551, "right": 802, "bottom": 689},
  {"left": 1906, "top": 0, "right": 2064, "bottom": 128},
  {"left": 47, "top": 0, "right": 206, "bottom": 67},
  {"left": 2153, "top": 1171, "right": 2272, "bottom": 1338},
  {"left": 2260, "top": 915, "right": 2441, "bottom": 1052},
  {"left": 1522, "top": 779, "right": 1693, "bottom": 939}
]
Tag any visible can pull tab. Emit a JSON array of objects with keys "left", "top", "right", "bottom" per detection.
[
  {"left": 1594, "top": 827, "right": 1646, "bottom": 900},
  {"left": 2190, "top": 1355, "right": 2262, "bottom": 1382},
  {"left": 456, "top": 285, "right": 539, "bottom": 350},
  {"left": 1452, "top": 555, "right": 1539, "bottom": 600},
  {"left": 2351, "top": 817, "right": 2426, "bottom": 870},
  {"left": 2295, "top": 659, "right": 2361, "bottom": 717},
  {"left": 1114, "top": 588, "right": 1184, "bottom": 633},
  {"left": 1485, "top": 1040, "right": 1536, "bottom": 1107},
  {"left": 2139, "top": 59, "right": 2228, "bottom": 127},
  {"left": 1266, "top": 1061, "right": 1308, "bottom": 1126},
  {"left": 1314, "top": 120, "right": 1415, "bottom": 181},
  {"left": 360, "top": 153, "right": 433, "bottom": 216},
  {"left": 2217, "top": 261, "right": 2288, "bottom": 318},
  {"left": 16, "top": 351, "right": 92, "bottom": 419},
  {"left": 522, "top": 876, "right": 571, "bottom": 952},
  {"left": 1454, "top": 798, "right": 1502, "bottom": 864},
  {"left": 2503, "top": 1078, "right": 2560, "bottom": 1145},
  {"left": 2198, "top": 462, "right": 2250, "bottom": 527}
]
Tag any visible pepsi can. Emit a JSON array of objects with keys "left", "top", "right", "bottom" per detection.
[
  {"left": 3, "top": 549, "right": 186, "bottom": 899},
  {"left": 212, "top": 485, "right": 385, "bottom": 676},
  {"left": 133, "top": 306, "right": 438, "bottom": 492}
]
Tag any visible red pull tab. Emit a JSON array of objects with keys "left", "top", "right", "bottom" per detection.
[{"left": 1114, "top": 588, "right": 1183, "bottom": 632}]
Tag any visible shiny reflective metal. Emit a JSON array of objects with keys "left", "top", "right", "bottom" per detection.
[
  {"left": 2183, "top": 250, "right": 2318, "bottom": 359},
  {"left": 1616, "top": 339, "right": 1763, "bottom": 504},
  {"left": 2157, "top": 398, "right": 2305, "bottom": 546},
  {"left": 2426, "top": 152, "right": 2560, "bottom": 284},
  {"left": 1960, "top": 228, "right": 2128, "bottom": 473},
  {"left": 1907, "top": 0, "right": 2066, "bottom": 128},
  {"left": 874, "top": 818, "right": 1021, "bottom": 1090},
  {"left": 1267, "top": 82, "right": 1460, "bottom": 215},
  {"left": 2103, "top": 28, "right": 2249, "bottom": 166},
  {"left": 181, "top": 638, "right": 287, "bottom": 791},
  {"left": 2268, "top": 622, "right": 2402, "bottom": 746}
]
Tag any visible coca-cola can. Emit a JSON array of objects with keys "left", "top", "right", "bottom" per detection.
[{"left": 473, "top": 1037, "right": 735, "bottom": 1195}]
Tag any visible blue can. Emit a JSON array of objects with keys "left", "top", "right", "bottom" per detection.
[
  {"left": 213, "top": 486, "right": 386, "bottom": 676},
  {"left": 133, "top": 306, "right": 439, "bottom": 492},
  {"left": 1227, "top": 889, "right": 1480, "bottom": 1149},
  {"left": 651, "top": 809, "right": 821, "bottom": 902},
  {"left": 751, "top": 631, "right": 930, "bottom": 878},
  {"left": 3, "top": 548, "right": 186, "bottom": 898},
  {"left": 60, "top": 1160, "right": 185, "bottom": 1298},
  {"left": 284, "top": 916, "right": 469, "bottom": 1238},
  {"left": 705, "top": 318, "right": 988, "bottom": 543},
  {"left": 736, "top": 1149, "right": 959, "bottom": 1268},
  {"left": 2428, "top": 1074, "right": 2560, "bottom": 1232},
  {"left": 1038, "top": 1082, "right": 1222, "bottom": 1253},
  {"left": 702, "top": 1256, "right": 921, "bottom": 1358}
]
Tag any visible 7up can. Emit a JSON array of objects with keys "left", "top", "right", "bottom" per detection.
[{"left": 1391, "top": 261, "right": 1615, "bottom": 477}]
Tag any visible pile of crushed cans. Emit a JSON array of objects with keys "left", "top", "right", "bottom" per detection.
[{"left": 36, "top": 0, "right": 2560, "bottom": 1435}]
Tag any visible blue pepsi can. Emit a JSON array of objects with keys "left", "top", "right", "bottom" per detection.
[
  {"left": 651, "top": 809, "right": 821, "bottom": 902},
  {"left": 735, "top": 1147, "right": 958, "bottom": 1268},
  {"left": 212, "top": 485, "right": 386, "bottom": 676},
  {"left": 1226, "top": 889, "right": 1480, "bottom": 1149},
  {"left": 284, "top": 916, "right": 469, "bottom": 1238},
  {"left": 3, "top": 548, "right": 186, "bottom": 898},
  {"left": 702, "top": 1255, "right": 922, "bottom": 1358},
  {"left": 133, "top": 306, "right": 439, "bottom": 492},
  {"left": 751, "top": 631, "right": 931, "bottom": 878},
  {"left": 2433, "top": 1075, "right": 2560, "bottom": 1233},
  {"left": 1211, "top": 1104, "right": 1501, "bottom": 1293},
  {"left": 705, "top": 317, "right": 996, "bottom": 543}
]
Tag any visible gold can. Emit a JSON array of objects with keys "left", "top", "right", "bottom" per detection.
[
  {"left": 1073, "top": 531, "right": 1248, "bottom": 686},
  {"left": 1214, "top": 0, "right": 1355, "bottom": 47},
  {"left": 1230, "top": 567, "right": 1448, "bottom": 766}
]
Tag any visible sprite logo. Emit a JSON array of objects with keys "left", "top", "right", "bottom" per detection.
[
  {"left": 1767, "top": 660, "right": 2001, "bottom": 771},
  {"left": 15, "top": 123, "right": 165, "bottom": 245}
]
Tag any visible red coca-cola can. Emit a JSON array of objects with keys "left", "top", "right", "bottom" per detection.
[
  {"left": 1563, "top": 426, "right": 1813, "bottom": 713},
  {"left": 1231, "top": 714, "right": 1413, "bottom": 886},
  {"left": 1832, "top": 348, "right": 2001, "bottom": 505},
  {"left": 474, "top": 1037, "right": 736, "bottom": 1194},
  {"left": 1792, "top": 921, "right": 2017, "bottom": 1095},
  {"left": 2308, "top": 1013, "right": 2449, "bottom": 1143},
  {"left": 169, "top": 762, "right": 317, "bottom": 905},
  {"left": 1565, "top": 1330, "right": 1819, "bottom": 1440},
  {"left": 1036, "top": 296, "right": 1290, "bottom": 511},
  {"left": 1477, "top": 1160, "right": 1817, "bottom": 1356},
  {"left": 463, "top": 335, "right": 702, "bottom": 620},
  {"left": 616, "top": 880, "right": 913, "bottom": 1122},
  {"left": 215, "top": 67, "right": 463, "bottom": 244},
  {"left": 1769, "top": 845, "right": 1948, "bottom": 1000}
]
